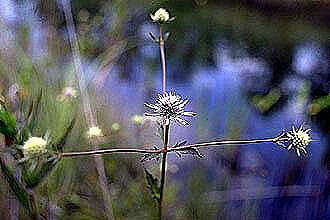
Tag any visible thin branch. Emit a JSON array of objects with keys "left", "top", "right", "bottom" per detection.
[
  {"left": 61, "top": 148, "right": 161, "bottom": 157},
  {"left": 59, "top": 137, "right": 278, "bottom": 158},
  {"left": 169, "top": 138, "right": 275, "bottom": 152}
]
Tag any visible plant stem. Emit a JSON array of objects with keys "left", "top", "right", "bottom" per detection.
[
  {"left": 158, "top": 25, "right": 169, "bottom": 219},
  {"left": 168, "top": 138, "right": 275, "bottom": 152},
  {"left": 59, "top": 137, "right": 277, "bottom": 157},
  {"left": 159, "top": 123, "right": 169, "bottom": 219},
  {"left": 159, "top": 26, "right": 166, "bottom": 93},
  {"left": 61, "top": 148, "right": 161, "bottom": 157},
  {"left": 61, "top": 1, "right": 114, "bottom": 219}
]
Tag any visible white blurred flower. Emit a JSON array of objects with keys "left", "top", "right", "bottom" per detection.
[
  {"left": 131, "top": 115, "right": 144, "bottom": 126},
  {"left": 150, "top": 8, "right": 174, "bottom": 23},
  {"left": 87, "top": 126, "right": 103, "bottom": 138},
  {"left": 22, "top": 137, "right": 47, "bottom": 157},
  {"left": 111, "top": 123, "right": 120, "bottom": 132}
]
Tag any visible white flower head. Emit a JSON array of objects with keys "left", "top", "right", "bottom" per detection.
[
  {"left": 276, "top": 124, "right": 312, "bottom": 157},
  {"left": 286, "top": 125, "right": 312, "bottom": 156},
  {"left": 131, "top": 115, "right": 144, "bottom": 126},
  {"left": 111, "top": 123, "right": 120, "bottom": 132},
  {"left": 22, "top": 137, "right": 48, "bottom": 157},
  {"left": 150, "top": 8, "right": 174, "bottom": 23},
  {"left": 87, "top": 126, "right": 103, "bottom": 138},
  {"left": 144, "top": 92, "right": 197, "bottom": 126}
]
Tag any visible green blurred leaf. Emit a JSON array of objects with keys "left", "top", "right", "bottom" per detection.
[
  {"left": 22, "top": 156, "right": 61, "bottom": 189},
  {"left": 16, "top": 90, "right": 43, "bottom": 146},
  {"left": 0, "top": 108, "right": 17, "bottom": 142},
  {"left": 26, "top": 89, "right": 43, "bottom": 133},
  {"left": 0, "top": 157, "right": 39, "bottom": 218},
  {"left": 251, "top": 88, "right": 281, "bottom": 114},
  {"left": 145, "top": 169, "right": 161, "bottom": 203},
  {"left": 309, "top": 94, "right": 330, "bottom": 116},
  {"left": 55, "top": 116, "right": 76, "bottom": 152}
]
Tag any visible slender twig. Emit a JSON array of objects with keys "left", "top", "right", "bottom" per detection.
[
  {"left": 168, "top": 138, "right": 276, "bottom": 152},
  {"left": 59, "top": 137, "right": 277, "bottom": 158},
  {"left": 61, "top": 148, "right": 161, "bottom": 157}
]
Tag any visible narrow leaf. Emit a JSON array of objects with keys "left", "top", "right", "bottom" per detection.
[
  {"left": 22, "top": 156, "right": 61, "bottom": 189},
  {"left": 0, "top": 157, "right": 38, "bottom": 218},
  {"left": 164, "top": 32, "right": 171, "bottom": 41},
  {"left": 56, "top": 116, "right": 76, "bottom": 152},
  {"left": 144, "top": 169, "right": 161, "bottom": 203},
  {"left": 148, "top": 32, "right": 159, "bottom": 43},
  {"left": 26, "top": 89, "right": 42, "bottom": 133}
]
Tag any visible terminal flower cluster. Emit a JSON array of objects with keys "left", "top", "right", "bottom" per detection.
[
  {"left": 275, "top": 125, "right": 312, "bottom": 156},
  {"left": 150, "top": 8, "right": 175, "bottom": 24}
]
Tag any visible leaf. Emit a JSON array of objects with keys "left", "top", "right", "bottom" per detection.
[
  {"left": 163, "top": 32, "right": 171, "bottom": 41},
  {"left": 172, "top": 140, "right": 187, "bottom": 148},
  {"left": 145, "top": 169, "right": 161, "bottom": 203},
  {"left": 141, "top": 153, "right": 160, "bottom": 163},
  {"left": 16, "top": 89, "right": 43, "bottom": 146},
  {"left": 55, "top": 116, "right": 76, "bottom": 152},
  {"left": 180, "top": 147, "right": 203, "bottom": 158},
  {"left": 22, "top": 156, "right": 61, "bottom": 189},
  {"left": 148, "top": 32, "right": 159, "bottom": 43},
  {"left": 0, "top": 108, "right": 17, "bottom": 141},
  {"left": 26, "top": 89, "right": 42, "bottom": 133},
  {"left": 0, "top": 157, "right": 39, "bottom": 218}
]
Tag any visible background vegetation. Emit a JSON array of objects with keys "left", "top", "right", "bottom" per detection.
[{"left": 0, "top": 0, "right": 329, "bottom": 219}]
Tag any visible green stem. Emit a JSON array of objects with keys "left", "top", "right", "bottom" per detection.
[
  {"left": 159, "top": 26, "right": 166, "bottom": 93},
  {"left": 169, "top": 138, "right": 275, "bottom": 152},
  {"left": 159, "top": 123, "right": 169, "bottom": 219},
  {"left": 158, "top": 25, "right": 169, "bottom": 219},
  {"left": 61, "top": 148, "right": 161, "bottom": 157},
  {"left": 59, "top": 137, "right": 279, "bottom": 158}
]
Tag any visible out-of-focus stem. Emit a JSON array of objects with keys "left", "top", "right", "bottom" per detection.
[{"left": 61, "top": 0, "right": 114, "bottom": 219}]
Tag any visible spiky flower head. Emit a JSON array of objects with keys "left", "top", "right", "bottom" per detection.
[
  {"left": 87, "top": 126, "right": 103, "bottom": 138},
  {"left": 144, "top": 92, "right": 197, "bottom": 126},
  {"left": 276, "top": 125, "right": 312, "bottom": 157},
  {"left": 22, "top": 137, "right": 47, "bottom": 157},
  {"left": 286, "top": 125, "right": 312, "bottom": 156},
  {"left": 150, "top": 8, "right": 175, "bottom": 23}
]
